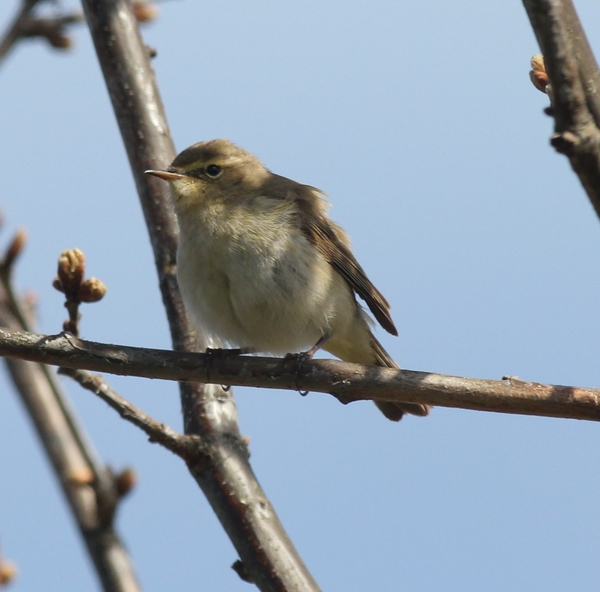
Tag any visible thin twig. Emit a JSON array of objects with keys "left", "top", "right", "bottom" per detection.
[
  {"left": 60, "top": 367, "right": 202, "bottom": 460},
  {"left": 0, "top": 0, "right": 40, "bottom": 63},
  {"left": 0, "top": 0, "right": 155, "bottom": 65},
  {"left": 0, "top": 327, "right": 598, "bottom": 422},
  {"left": 0, "top": 1, "right": 82, "bottom": 63}
]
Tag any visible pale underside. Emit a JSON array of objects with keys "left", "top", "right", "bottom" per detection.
[{"left": 177, "top": 193, "right": 373, "bottom": 360}]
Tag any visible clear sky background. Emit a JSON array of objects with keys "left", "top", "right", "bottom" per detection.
[{"left": 1, "top": 1, "right": 600, "bottom": 591}]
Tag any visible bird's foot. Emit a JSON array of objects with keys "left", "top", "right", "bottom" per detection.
[
  {"left": 204, "top": 346, "right": 254, "bottom": 357},
  {"left": 284, "top": 335, "right": 330, "bottom": 395},
  {"left": 283, "top": 352, "right": 314, "bottom": 397},
  {"left": 204, "top": 347, "right": 254, "bottom": 390}
]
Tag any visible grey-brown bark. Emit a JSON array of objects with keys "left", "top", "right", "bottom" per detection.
[{"left": 0, "top": 328, "right": 597, "bottom": 422}]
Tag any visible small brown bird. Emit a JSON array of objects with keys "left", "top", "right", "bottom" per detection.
[{"left": 146, "top": 139, "right": 429, "bottom": 421}]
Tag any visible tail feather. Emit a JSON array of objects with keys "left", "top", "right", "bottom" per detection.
[
  {"left": 370, "top": 335, "right": 430, "bottom": 421},
  {"left": 323, "top": 319, "right": 430, "bottom": 422}
]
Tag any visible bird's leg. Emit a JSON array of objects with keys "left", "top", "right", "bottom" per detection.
[{"left": 303, "top": 334, "right": 330, "bottom": 359}]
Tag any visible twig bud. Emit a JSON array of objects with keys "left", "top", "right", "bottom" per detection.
[
  {"left": 52, "top": 276, "right": 63, "bottom": 292},
  {"left": 79, "top": 278, "right": 108, "bottom": 303},
  {"left": 56, "top": 249, "right": 85, "bottom": 297},
  {"left": 231, "top": 560, "right": 254, "bottom": 583},
  {"left": 115, "top": 467, "right": 138, "bottom": 497},
  {"left": 4, "top": 228, "right": 27, "bottom": 270},
  {"left": 530, "top": 54, "right": 549, "bottom": 93},
  {"left": 133, "top": 2, "right": 158, "bottom": 23},
  {"left": 69, "top": 467, "right": 95, "bottom": 486},
  {"left": 0, "top": 561, "right": 17, "bottom": 586},
  {"left": 46, "top": 32, "right": 73, "bottom": 50}
]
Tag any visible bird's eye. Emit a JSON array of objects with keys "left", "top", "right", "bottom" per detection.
[{"left": 205, "top": 164, "right": 222, "bottom": 178}]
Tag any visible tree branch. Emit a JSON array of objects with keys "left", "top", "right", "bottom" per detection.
[
  {"left": 523, "top": 0, "right": 600, "bottom": 219},
  {"left": 59, "top": 367, "right": 202, "bottom": 460},
  {"left": 0, "top": 328, "right": 597, "bottom": 422}
]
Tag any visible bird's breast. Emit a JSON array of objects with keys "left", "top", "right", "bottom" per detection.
[{"left": 176, "top": 200, "right": 353, "bottom": 353}]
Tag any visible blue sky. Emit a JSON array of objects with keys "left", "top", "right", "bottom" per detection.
[{"left": 1, "top": 1, "right": 600, "bottom": 590}]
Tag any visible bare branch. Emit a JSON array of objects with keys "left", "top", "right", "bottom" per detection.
[
  {"left": 80, "top": 0, "right": 319, "bottom": 589},
  {"left": 0, "top": 328, "right": 597, "bottom": 422},
  {"left": 60, "top": 367, "right": 202, "bottom": 460},
  {"left": 523, "top": 0, "right": 600, "bottom": 219}
]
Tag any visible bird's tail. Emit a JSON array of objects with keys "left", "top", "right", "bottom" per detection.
[
  {"left": 369, "top": 335, "right": 430, "bottom": 421},
  {"left": 322, "top": 317, "right": 430, "bottom": 422}
]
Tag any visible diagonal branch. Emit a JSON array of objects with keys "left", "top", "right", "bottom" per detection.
[
  {"left": 80, "top": 0, "right": 319, "bottom": 590},
  {"left": 59, "top": 367, "right": 202, "bottom": 460},
  {"left": 0, "top": 328, "right": 597, "bottom": 422},
  {"left": 523, "top": 0, "right": 600, "bottom": 219}
]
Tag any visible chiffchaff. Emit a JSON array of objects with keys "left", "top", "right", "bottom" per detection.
[{"left": 146, "top": 139, "right": 429, "bottom": 421}]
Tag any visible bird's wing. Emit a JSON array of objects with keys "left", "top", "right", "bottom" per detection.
[{"left": 293, "top": 185, "right": 398, "bottom": 336}]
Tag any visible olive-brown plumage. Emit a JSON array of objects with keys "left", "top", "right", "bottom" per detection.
[{"left": 146, "top": 139, "right": 429, "bottom": 421}]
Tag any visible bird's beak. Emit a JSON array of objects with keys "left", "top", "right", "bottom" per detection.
[{"left": 145, "top": 169, "right": 187, "bottom": 181}]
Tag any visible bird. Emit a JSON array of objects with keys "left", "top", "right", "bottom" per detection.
[{"left": 146, "top": 139, "right": 429, "bottom": 421}]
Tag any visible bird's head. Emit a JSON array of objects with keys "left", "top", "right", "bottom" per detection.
[{"left": 145, "top": 139, "right": 270, "bottom": 210}]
